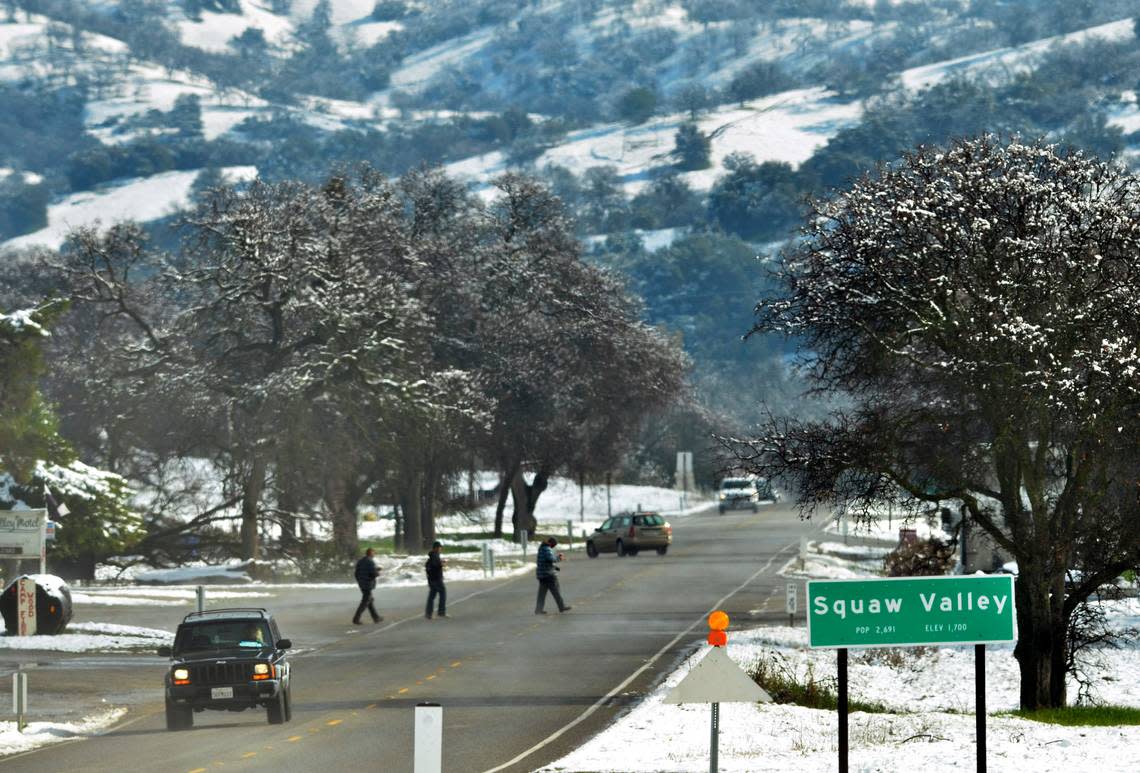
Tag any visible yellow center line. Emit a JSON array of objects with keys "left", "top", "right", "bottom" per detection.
[
  {"left": 189, "top": 768, "right": 207, "bottom": 773},
  {"left": 415, "top": 679, "right": 424, "bottom": 685},
  {"left": 241, "top": 752, "right": 257, "bottom": 759},
  {"left": 451, "top": 661, "right": 461, "bottom": 667},
  {"left": 426, "top": 674, "right": 436, "bottom": 680},
  {"left": 367, "top": 703, "right": 378, "bottom": 709},
  {"left": 327, "top": 719, "right": 342, "bottom": 727},
  {"left": 287, "top": 736, "right": 302, "bottom": 743}
]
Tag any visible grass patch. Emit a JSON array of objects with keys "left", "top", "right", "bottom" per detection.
[
  {"left": 748, "top": 654, "right": 891, "bottom": 713},
  {"left": 1001, "top": 706, "right": 1140, "bottom": 726}
]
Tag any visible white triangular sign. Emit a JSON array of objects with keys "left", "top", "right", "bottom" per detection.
[{"left": 664, "top": 646, "right": 772, "bottom": 704}]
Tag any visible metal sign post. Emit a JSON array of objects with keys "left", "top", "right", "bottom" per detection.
[
  {"left": 196, "top": 585, "right": 206, "bottom": 613},
  {"left": 665, "top": 612, "right": 772, "bottom": 773},
  {"left": 786, "top": 582, "right": 797, "bottom": 627}
]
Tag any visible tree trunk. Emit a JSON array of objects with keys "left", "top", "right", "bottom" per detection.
[
  {"left": 1013, "top": 565, "right": 1068, "bottom": 709},
  {"left": 240, "top": 455, "right": 268, "bottom": 560},
  {"left": 493, "top": 467, "right": 514, "bottom": 538},
  {"left": 509, "top": 467, "right": 544, "bottom": 538},
  {"left": 324, "top": 473, "right": 358, "bottom": 558},
  {"left": 402, "top": 473, "right": 424, "bottom": 553},
  {"left": 393, "top": 503, "right": 404, "bottom": 552},
  {"left": 421, "top": 468, "right": 436, "bottom": 547}
]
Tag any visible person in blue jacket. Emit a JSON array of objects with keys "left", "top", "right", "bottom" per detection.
[
  {"left": 352, "top": 547, "right": 383, "bottom": 624},
  {"left": 535, "top": 537, "right": 571, "bottom": 614}
]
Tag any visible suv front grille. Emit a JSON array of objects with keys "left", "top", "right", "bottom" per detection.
[{"left": 190, "top": 662, "right": 254, "bottom": 685}]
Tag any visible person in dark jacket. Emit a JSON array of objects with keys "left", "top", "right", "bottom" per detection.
[
  {"left": 535, "top": 537, "right": 571, "bottom": 614},
  {"left": 424, "top": 541, "right": 447, "bottom": 619},
  {"left": 352, "top": 548, "right": 383, "bottom": 624}
]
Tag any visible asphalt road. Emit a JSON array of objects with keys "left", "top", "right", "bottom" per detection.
[{"left": 2, "top": 502, "right": 816, "bottom": 773}]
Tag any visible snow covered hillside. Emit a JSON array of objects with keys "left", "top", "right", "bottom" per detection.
[{"left": 0, "top": 0, "right": 1137, "bottom": 249}]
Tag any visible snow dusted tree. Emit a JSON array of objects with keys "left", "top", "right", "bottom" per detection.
[
  {"left": 725, "top": 136, "right": 1140, "bottom": 709},
  {"left": 475, "top": 175, "right": 688, "bottom": 538}
]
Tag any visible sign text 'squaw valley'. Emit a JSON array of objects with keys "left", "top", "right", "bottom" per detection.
[{"left": 806, "top": 575, "right": 1016, "bottom": 648}]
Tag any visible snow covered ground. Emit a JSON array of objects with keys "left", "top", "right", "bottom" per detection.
[
  {"left": 3, "top": 166, "right": 258, "bottom": 250},
  {"left": 0, "top": 709, "right": 126, "bottom": 758},
  {"left": 540, "top": 535, "right": 1140, "bottom": 772},
  {"left": 0, "top": 621, "right": 171, "bottom": 652}
]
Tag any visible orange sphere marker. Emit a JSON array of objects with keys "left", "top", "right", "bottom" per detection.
[
  {"left": 707, "top": 630, "right": 727, "bottom": 647},
  {"left": 708, "top": 610, "right": 729, "bottom": 631}
]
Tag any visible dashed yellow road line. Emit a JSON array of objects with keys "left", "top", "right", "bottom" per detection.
[
  {"left": 451, "top": 661, "right": 461, "bottom": 667},
  {"left": 287, "top": 735, "right": 302, "bottom": 742},
  {"left": 398, "top": 687, "right": 409, "bottom": 694},
  {"left": 241, "top": 752, "right": 257, "bottom": 759},
  {"left": 189, "top": 768, "right": 207, "bottom": 773},
  {"left": 426, "top": 674, "right": 436, "bottom": 680},
  {"left": 367, "top": 703, "right": 378, "bottom": 709},
  {"left": 326, "top": 719, "right": 342, "bottom": 727}
]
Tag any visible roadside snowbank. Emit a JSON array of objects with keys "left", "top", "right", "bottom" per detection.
[
  {"left": 0, "top": 621, "right": 171, "bottom": 651},
  {"left": 0, "top": 709, "right": 126, "bottom": 757}
]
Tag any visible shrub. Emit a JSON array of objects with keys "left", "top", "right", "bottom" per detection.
[{"left": 883, "top": 537, "right": 955, "bottom": 577}]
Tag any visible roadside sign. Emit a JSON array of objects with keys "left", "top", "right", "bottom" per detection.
[
  {"left": 17, "top": 577, "right": 36, "bottom": 636},
  {"left": 786, "top": 582, "right": 797, "bottom": 615},
  {"left": 0, "top": 510, "right": 46, "bottom": 557},
  {"left": 45, "top": 521, "right": 56, "bottom": 541},
  {"left": 806, "top": 575, "right": 1015, "bottom": 648}
]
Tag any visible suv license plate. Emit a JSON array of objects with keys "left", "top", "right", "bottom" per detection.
[{"left": 211, "top": 687, "right": 234, "bottom": 699}]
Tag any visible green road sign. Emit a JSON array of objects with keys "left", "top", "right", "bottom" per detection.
[{"left": 806, "top": 575, "right": 1016, "bottom": 648}]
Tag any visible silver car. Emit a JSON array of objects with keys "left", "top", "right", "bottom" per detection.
[{"left": 586, "top": 512, "right": 672, "bottom": 557}]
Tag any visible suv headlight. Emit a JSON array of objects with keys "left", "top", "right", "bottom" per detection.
[
  {"left": 253, "top": 663, "right": 270, "bottom": 675},
  {"left": 719, "top": 493, "right": 726, "bottom": 500},
  {"left": 172, "top": 667, "right": 190, "bottom": 684},
  {"left": 252, "top": 662, "right": 275, "bottom": 680}
]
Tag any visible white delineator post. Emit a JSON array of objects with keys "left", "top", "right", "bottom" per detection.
[
  {"left": 12, "top": 671, "right": 28, "bottom": 732},
  {"left": 196, "top": 585, "right": 205, "bottom": 613},
  {"left": 414, "top": 702, "right": 442, "bottom": 773}
]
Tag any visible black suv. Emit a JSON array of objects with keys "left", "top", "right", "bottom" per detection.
[{"left": 158, "top": 608, "right": 293, "bottom": 730}]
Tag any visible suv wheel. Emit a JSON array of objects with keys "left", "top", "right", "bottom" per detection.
[
  {"left": 656, "top": 546, "right": 668, "bottom": 556},
  {"left": 718, "top": 505, "right": 726, "bottom": 514},
  {"left": 165, "top": 698, "right": 193, "bottom": 731},
  {"left": 616, "top": 539, "right": 626, "bottom": 557},
  {"left": 283, "top": 685, "right": 292, "bottom": 722},
  {"left": 267, "top": 690, "right": 287, "bottom": 725},
  {"left": 586, "top": 541, "right": 598, "bottom": 558}
]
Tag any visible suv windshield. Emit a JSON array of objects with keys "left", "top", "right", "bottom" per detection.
[
  {"left": 720, "top": 479, "right": 754, "bottom": 490},
  {"left": 175, "top": 620, "right": 271, "bottom": 654}
]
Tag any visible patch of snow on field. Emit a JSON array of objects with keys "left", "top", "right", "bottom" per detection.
[
  {"left": 3, "top": 166, "right": 258, "bottom": 250},
  {"left": 0, "top": 621, "right": 171, "bottom": 651},
  {"left": 0, "top": 709, "right": 126, "bottom": 757},
  {"left": 900, "top": 17, "right": 1136, "bottom": 92},
  {"left": 176, "top": 0, "right": 295, "bottom": 53},
  {"left": 533, "top": 89, "right": 861, "bottom": 196}
]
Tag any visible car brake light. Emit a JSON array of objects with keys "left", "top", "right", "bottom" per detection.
[{"left": 664, "top": 526, "right": 672, "bottom": 535}]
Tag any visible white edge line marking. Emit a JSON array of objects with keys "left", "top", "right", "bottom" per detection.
[{"left": 480, "top": 542, "right": 798, "bottom": 773}]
